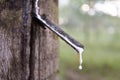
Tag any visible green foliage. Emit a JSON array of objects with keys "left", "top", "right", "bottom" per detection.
[
  {"left": 59, "top": 0, "right": 120, "bottom": 79},
  {"left": 59, "top": 29, "right": 120, "bottom": 80}
]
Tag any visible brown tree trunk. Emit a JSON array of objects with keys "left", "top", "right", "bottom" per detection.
[{"left": 0, "top": 0, "right": 59, "bottom": 80}]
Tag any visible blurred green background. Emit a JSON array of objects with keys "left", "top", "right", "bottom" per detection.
[{"left": 59, "top": 0, "right": 120, "bottom": 80}]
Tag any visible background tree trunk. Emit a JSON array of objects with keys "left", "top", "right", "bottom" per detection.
[{"left": 0, "top": 0, "right": 59, "bottom": 80}]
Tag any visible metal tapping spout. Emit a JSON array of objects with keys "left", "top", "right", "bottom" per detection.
[{"left": 33, "top": 0, "right": 84, "bottom": 70}]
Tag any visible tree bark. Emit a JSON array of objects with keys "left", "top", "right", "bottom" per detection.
[{"left": 0, "top": 0, "right": 58, "bottom": 80}]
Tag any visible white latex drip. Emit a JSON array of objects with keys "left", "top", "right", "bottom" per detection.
[
  {"left": 35, "top": 0, "right": 39, "bottom": 16},
  {"left": 78, "top": 48, "right": 84, "bottom": 70},
  {"left": 35, "top": 0, "right": 47, "bottom": 26}
]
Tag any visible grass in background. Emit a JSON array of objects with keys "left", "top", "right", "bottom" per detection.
[{"left": 59, "top": 29, "right": 120, "bottom": 80}]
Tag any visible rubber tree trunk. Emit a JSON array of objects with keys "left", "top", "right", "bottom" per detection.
[{"left": 0, "top": 0, "right": 59, "bottom": 80}]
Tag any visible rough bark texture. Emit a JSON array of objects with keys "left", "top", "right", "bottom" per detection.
[{"left": 0, "top": 0, "right": 58, "bottom": 80}]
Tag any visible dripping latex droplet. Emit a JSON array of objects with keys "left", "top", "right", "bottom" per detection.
[{"left": 78, "top": 48, "right": 84, "bottom": 70}]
